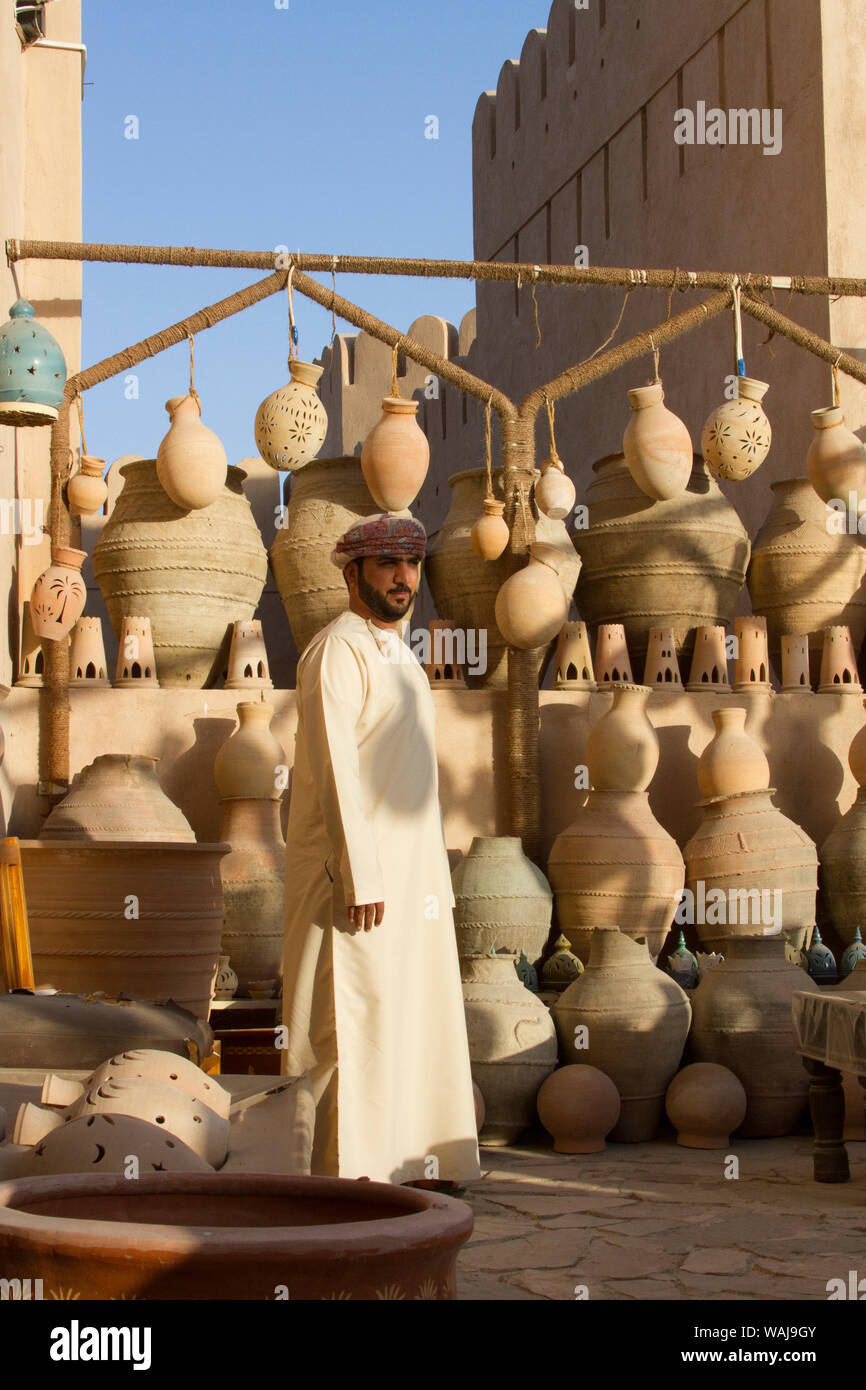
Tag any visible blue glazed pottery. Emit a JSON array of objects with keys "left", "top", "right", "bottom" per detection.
[
  {"left": 0, "top": 299, "right": 67, "bottom": 424},
  {"left": 805, "top": 926, "right": 837, "bottom": 983},
  {"left": 840, "top": 926, "right": 866, "bottom": 980}
]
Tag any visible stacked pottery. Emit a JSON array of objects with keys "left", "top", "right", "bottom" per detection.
[
  {"left": 576, "top": 454, "right": 750, "bottom": 674},
  {"left": 156, "top": 396, "right": 228, "bottom": 510},
  {"left": 748, "top": 479, "right": 866, "bottom": 682},
  {"left": 552, "top": 927, "right": 692, "bottom": 1142},
  {"left": 213, "top": 701, "right": 286, "bottom": 994},
  {"left": 687, "top": 935, "right": 820, "bottom": 1137},
  {"left": 547, "top": 684, "right": 685, "bottom": 962},
  {"left": 93, "top": 460, "right": 267, "bottom": 687},
  {"left": 451, "top": 837, "right": 553, "bottom": 963},
  {"left": 820, "top": 705, "right": 866, "bottom": 946},
  {"left": 427, "top": 467, "right": 581, "bottom": 688},
  {"left": 684, "top": 709, "right": 818, "bottom": 953}
]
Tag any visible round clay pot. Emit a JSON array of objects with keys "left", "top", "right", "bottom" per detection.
[
  {"left": 254, "top": 359, "right": 328, "bottom": 472},
  {"left": 0, "top": 994, "right": 213, "bottom": 1072},
  {"left": 29, "top": 547, "right": 87, "bottom": 642},
  {"left": 547, "top": 789, "right": 684, "bottom": 962},
  {"left": 67, "top": 1077, "right": 229, "bottom": 1167},
  {"left": 214, "top": 702, "right": 285, "bottom": 802},
  {"left": 11, "top": 1114, "right": 212, "bottom": 1179},
  {"left": 576, "top": 454, "right": 750, "bottom": 674},
  {"left": 664, "top": 1062, "right": 747, "bottom": 1148},
  {"left": 807, "top": 405, "right": 866, "bottom": 512},
  {"left": 536, "top": 1064, "right": 621, "bottom": 1153},
  {"left": 622, "top": 381, "right": 692, "bottom": 500},
  {"left": 535, "top": 461, "right": 576, "bottom": 520},
  {"left": 586, "top": 683, "right": 658, "bottom": 792},
  {"left": 701, "top": 377, "right": 771, "bottom": 482},
  {"left": 156, "top": 395, "right": 228, "bottom": 511},
  {"left": 67, "top": 456, "right": 108, "bottom": 515},
  {"left": 461, "top": 954, "right": 558, "bottom": 1145},
  {"left": 687, "top": 935, "right": 820, "bottom": 1137},
  {"left": 39, "top": 754, "right": 195, "bottom": 843},
  {"left": 219, "top": 800, "right": 285, "bottom": 994},
  {"left": 748, "top": 479, "right": 866, "bottom": 682},
  {"left": 361, "top": 396, "right": 430, "bottom": 511},
  {"left": 93, "top": 459, "right": 267, "bottom": 687},
  {"left": 697, "top": 707, "right": 771, "bottom": 799},
  {"left": 470, "top": 497, "right": 509, "bottom": 560},
  {"left": 0, "top": 1172, "right": 473, "bottom": 1300},
  {"left": 493, "top": 542, "right": 573, "bottom": 650},
  {"left": 451, "top": 836, "right": 553, "bottom": 962},
  {"left": 552, "top": 927, "right": 691, "bottom": 1142},
  {"left": 683, "top": 789, "right": 818, "bottom": 954}
]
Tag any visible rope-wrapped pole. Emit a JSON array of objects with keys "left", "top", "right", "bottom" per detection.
[{"left": 740, "top": 293, "right": 866, "bottom": 385}]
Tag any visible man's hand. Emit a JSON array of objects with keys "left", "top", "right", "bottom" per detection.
[{"left": 347, "top": 901, "right": 385, "bottom": 932}]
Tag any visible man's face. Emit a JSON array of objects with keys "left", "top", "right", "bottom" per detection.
[{"left": 348, "top": 553, "right": 421, "bottom": 622}]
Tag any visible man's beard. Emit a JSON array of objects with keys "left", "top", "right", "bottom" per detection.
[{"left": 357, "top": 565, "right": 414, "bottom": 621}]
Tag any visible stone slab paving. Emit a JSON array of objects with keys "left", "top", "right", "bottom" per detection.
[{"left": 456, "top": 1133, "right": 866, "bottom": 1301}]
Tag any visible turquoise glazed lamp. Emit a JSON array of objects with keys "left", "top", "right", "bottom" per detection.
[
  {"left": 0, "top": 299, "right": 67, "bottom": 425},
  {"left": 666, "top": 931, "right": 699, "bottom": 990},
  {"left": 840, "top": 926, "right": 866, "bottom": 980},
  {"left": 805, "top": 926, "right": 837, "bottom": 983}
]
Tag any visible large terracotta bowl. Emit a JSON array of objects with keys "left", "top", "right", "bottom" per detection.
[{"left": 0, "top": 1173, "right": 473, "bottom": 1301}]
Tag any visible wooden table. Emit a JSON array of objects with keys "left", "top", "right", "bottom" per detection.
[{"left": 793, "top": 988, "right": 866, "bottom": 1182}]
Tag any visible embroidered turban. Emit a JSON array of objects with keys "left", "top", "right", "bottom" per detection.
[{"left": 331, "top": 512, "right": 427, "bottom": 568}]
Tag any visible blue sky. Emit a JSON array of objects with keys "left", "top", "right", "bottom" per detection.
[{"left": 80, "top": 0, "right": 547, "bottom": 466}]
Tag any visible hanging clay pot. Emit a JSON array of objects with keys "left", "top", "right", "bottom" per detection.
[
  {"left": 0, "top": 298, "right": 66, "bottom": 425},
  {"left": 461, "top": 953, "right": 558, "bottom": 1145},
  {"left": 664, "top": 1062, "right": 747, "bottom": 1148},
  {"left": 67, "top": 456, "right": 108, "bottom": 515},
  {"left": 451, "top": 836, "right": 553, "bottom": 963},
  {"left": 748, "top": 479, "right": 866, "bottom": 682},
  {"left": 586, "top": 682, "right": 658, "bottom": 792},
  {"left": 361, "top": 396, "right": 430, "bottom": 511},
  {"left": 696, "top": 707, "right": 771, "bottom": 799},
  {"left": 807, "top": 405, "right": 866, "bottom": 514},
  {"left": 622, "top": 381, "right": 693, "bottom": 501},
  {"left": 701, "top": 377, "right": 771, "bottom": 482},
  {"left": 29, "top": 547, "right": 87, "bottom": 641},
  {"left": 536, "top": 1064, "right": 621, "bottom": 1153},
  {"left": 254, "top": 359, "right": 328, "bottom": 472},
  {"left": 687, "top": 935, "right": 820, "bottom": 1137},
  {"left": 577, "top": 454, "right": 750, "bottom": 675},
  {"left": 494, "top": 542, "right": 575, "bottom": 650},
  {"left": 156, "top": 395, "right": 228, "bottom": 511},
  {"left": 535, "top": 459, "right": 576, "bottom": 521},
  {"left": 470, "top": 497, "right": 509, "bottom": 560},
  {"left": 552, "top": 927, "right": 691, "bottom": 1142},
  {"left": 39, "top": 754, "right": 195, "bottom": 843}
]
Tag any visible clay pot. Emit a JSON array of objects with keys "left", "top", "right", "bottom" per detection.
[
  {"left": 687, "top": 935, "right": 820, "bottom": 1137},
  {"left": 19, "top": 841, "right": 229, "bottom": 1019},
  {"left": 67, "top": 456, "right": 108, "bottom": 515},
  {"left": 577, "top": 454, "right": 750, "bottom": 673},
  {"left": 781, "top": 635, "right": 812, "bottom": 692},
  {"left": 644, "top": 626, "right": 681, "bottom": 687},
  {"left": 732, "top": 616, "right": 772, "bottom": 690},
  {"left": 593, "top": 623, "right": 633, "bottom": 684},
  {"left": 29, "top": 547, "right": 87, "bottom": 641},
  {"left": 494, "top": 542, "right": 574, "bottom": 650},
  {"left": 552, "top": 927, "right": 691, "bottom": 1142},
  {"left": 114, "top": 616, "right": 159, "bottom": 687},
  {"left": 850, "top": 703, "right": 866, "bottom": 785},
  {"left": 39, "top": 754, "right": 195, "bottom": 843},
  {"left": 807, "top": 405, "right": 866, "bottom": 513},
  {"left": 213, "top": 954, "right": 239, "bottom": 1001},
  {"left": 622, "top": 381, "right": 692, "bottom": 500},
  {"left": 701, "top": 377, "right": 771, "bottom": 481},
  {"left": 470, "top": 497, "right": 509, "bottom": 560},
  {"left": 451, "top": 836, "right": 553, "bottom": 962},
  {"left": 535, "top": 460, "right": 576, "bottom": 520},
  {"left": 696, "top": 707, "right": 770, "bottom": 799},
  {"left": 0, "top": 1172, "right": 473, "bottom": 1300},
  {"left": 94, "top": 459, "right": 267, "bottom": 687},
  {"left": 69, "top": 617, "right": 109, "bottom": 686},
  {"left": 686, "top": 625, "right": 730, "bottom": 690},
  {"left": 427, "top": 468, "right": 581, "bottom": 688},
  {"left": 85, "top": 1050, "right": 230, "bottom": 1117},
  {"left": 748, "top": 479, "right": 866, "bottom": 682},
  {"left": 214, "top": 702, "right": 285, "bottom": 802},
  {"left": 0, "top": 994, "right": 213, "bottom": 1072},
  {"left": 548, "top": 789, "right": 684, "bottom": 963},
  {"left": 536, "top": 1064, "right": 621, "bottom": 1153},
  {"left": 12, "top": 1114, "right": 212, "bottom": 1178},
  {"left": 67, "top": 1076, "right": 229, "bottom": 1166},
  {"left": 254, "top": 359, "right": 328, "bottom": 472},
  {"left": 461, "top": 953, "right": 558, "bottom": 1145},
  {"left": 820, "top": 807, "right": 866, "bottom": 950},
  {"left": 156, "top": 395, "right": 228, "bottom": 510},
  {"left": 219, "top": 799, "right": 286, "bottom": 994},
  {"left": 585, "top": 682, "right": 658, "bottom": 792},
  {"left": 683, "top": 789, "right": 818, "bottom": 954},
  {"left": 818, "top": 625, "right": 862, "bottom": 692},
  {"left": 224, "top": 620, "right": 273, "bottom": 690},
  {"left": 13, "top": 1104, "right": 64, "bottom": 1146},
  {"left": 361, "top": 396, "right": 430, "bottom": 511},
  {"left": 553, "top": 621, "right": 595, "bottom": 689},
  {"left": 664, "top": 1062, "right": 747, "bottom": 1148},
  {"left": 423, "top": 620, "right": 467, "bottom": 686}
]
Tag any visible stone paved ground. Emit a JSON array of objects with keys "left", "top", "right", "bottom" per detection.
[{"left": 456, "top": 1133, "right": 866, "bottom": 1301}]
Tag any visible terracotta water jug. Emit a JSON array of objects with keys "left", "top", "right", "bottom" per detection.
[
  {"left": 493, "top": 542, "right": 574, "bottom": 650},
  {"left": 586, "top": 683, "right": 658, "bottom": 791},
  {"left": 701, "top": 377, "right": 771, "bottom": 482},
  {"left": 696, "top": 707, "right": 771, "bottom": 798},
  {"left": 67, "top": 456, "right": 108, "bottom": 515},
  {"left": 687, "top": 935, "right": 820, "bottom": 1137},
  {"left": 470, "top": 498, "right": 509, "bottom": 560},
  {"left": 451, "top": 837, "right": 553, "bottom": 963},
  {"left": 29, "top": 547, "right": 87, "bottom": 641},
  {"left": 552, "top": 927, "right": 691, "bottom": 1142},
  {"left": 807, "top": 405, "right": 866, "bottom": 514},
  {"left": 156, "top": 395, "right": 227, "bottom": 510},
  {"left": 254, "top": 359, "right": 328, "bottom": 471},
  {"left": 361, "top": 396, "right": 430, "bottom": 511},
  {"left": 622, "top": 381, "right": 692, "bottom": 500},
  {"left": 535, "top": 460, "right": 576, "bottom": 520}
]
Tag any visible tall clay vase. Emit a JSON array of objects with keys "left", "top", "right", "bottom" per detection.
[
  {"left": 361, "top": 397, "right": 430, "bottom": 511},
  {"left": 622, "top": 381, "right": 693, "bottom": 501},
  {"left": 214, "top": 701, "right": 285, "bottom": 803},
  {"left": 156, "top": 395, "right": 228, "bottom": 511},
  {"left": 586, "top": 682, "right": 657, "bottom": 792},
  {"left": 30, "top": 547, "right": 87, "bottom": 641},
  {"left": 552, "top": 927, "right": 692, "bottom": 1142},
  {"left": 426, "top": 468, "right": 581, "bottom": 688},
  {"left": 577, "top": 454, "right": 750, "bottom": 675},
  {"left": 451, "top": 837, "right": 553, "bottom": 963},
  {"left": 687, "top": 935, "right": 820, "bottom": 1137},
  {"left": 217, "top": 800, "right": 285, "bottom": 993},
  {"left": 494, "top": 542, "right": 574, "bottom": 650},
  {"left": 701, "top": 377, "right": 771, "bottom": 482},
  {"left": 820, "top": 703, "right": 866, "bottom": 946},
  {"left": 748, "top": 478, "right": 866, "bottom": 682},
  {"left": 254, "top": 359, "right": 328, "bottom": 472},
  {"left": 697, "top": 707, "right": 770, "bottom": 799},
  {"left": 461, "top": 953, "right": 558, "bottom": 1145},
  {"left": 93, "top": 460, "right": 267, "bottom": 687},
  {"left": 807, "top": 405, "right": 866, "bottom": 514}
]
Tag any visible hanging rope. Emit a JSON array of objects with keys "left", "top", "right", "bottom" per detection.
[
  {"left": 731, "top": 277, "right": 745, "bottom": 376},
  {"left": 74, "top": 392, "right": 87, "bottom": 463},
  {"left": 484, "top": 394, "right": 494, "bottom": 498},
  {"left": 665, "top": 267, "right": 679, "bottom": 321},
  {"left": 543, "top": 394, "right": 563, "bottom": 470},
  {"left": 531, "top": 267, "right": 541, "bottom": 348},
  {"left": 187, "top": 333, "right": 201, "bottom": 410},
  {"left": 833, "top": 353, "right": 842, "bottom": 406},
  {"left": 586, "top": 286, "right": 633, "bottom": 365},
  {"left": 330, "top": 259, "right": 338, "bottom": 344},
  {"left": 287, "top": 264, "right": 298, "bottom": 359},
  {"left": 391, "top": 342, "right": 401, "bottom": 398},
  {"left": 650, "top": 334, "right": 660, "bottom": 383}
]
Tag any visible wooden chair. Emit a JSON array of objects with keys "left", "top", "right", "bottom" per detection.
[{"left": 0, "top": 837, "right": 35, "bottom": 990}]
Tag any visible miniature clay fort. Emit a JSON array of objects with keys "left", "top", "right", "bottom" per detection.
[{"left": 2, "top": 0, "right": 866, "bottom": 1309}]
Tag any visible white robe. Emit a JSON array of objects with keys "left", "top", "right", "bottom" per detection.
[{"left": 280, "top": 610, "right": 481, "bottom": 1184}]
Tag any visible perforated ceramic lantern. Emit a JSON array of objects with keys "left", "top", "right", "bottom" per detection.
[
  {"left": 254, "top": 359, "right": 328, "bottom": 472},
  {"left": 0, "top": 299, "right": 67, "bottom": 425}
]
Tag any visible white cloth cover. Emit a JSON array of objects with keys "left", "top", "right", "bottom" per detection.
[{"left": 280, "top": 611, "right": 481, "bottom": 1184}]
